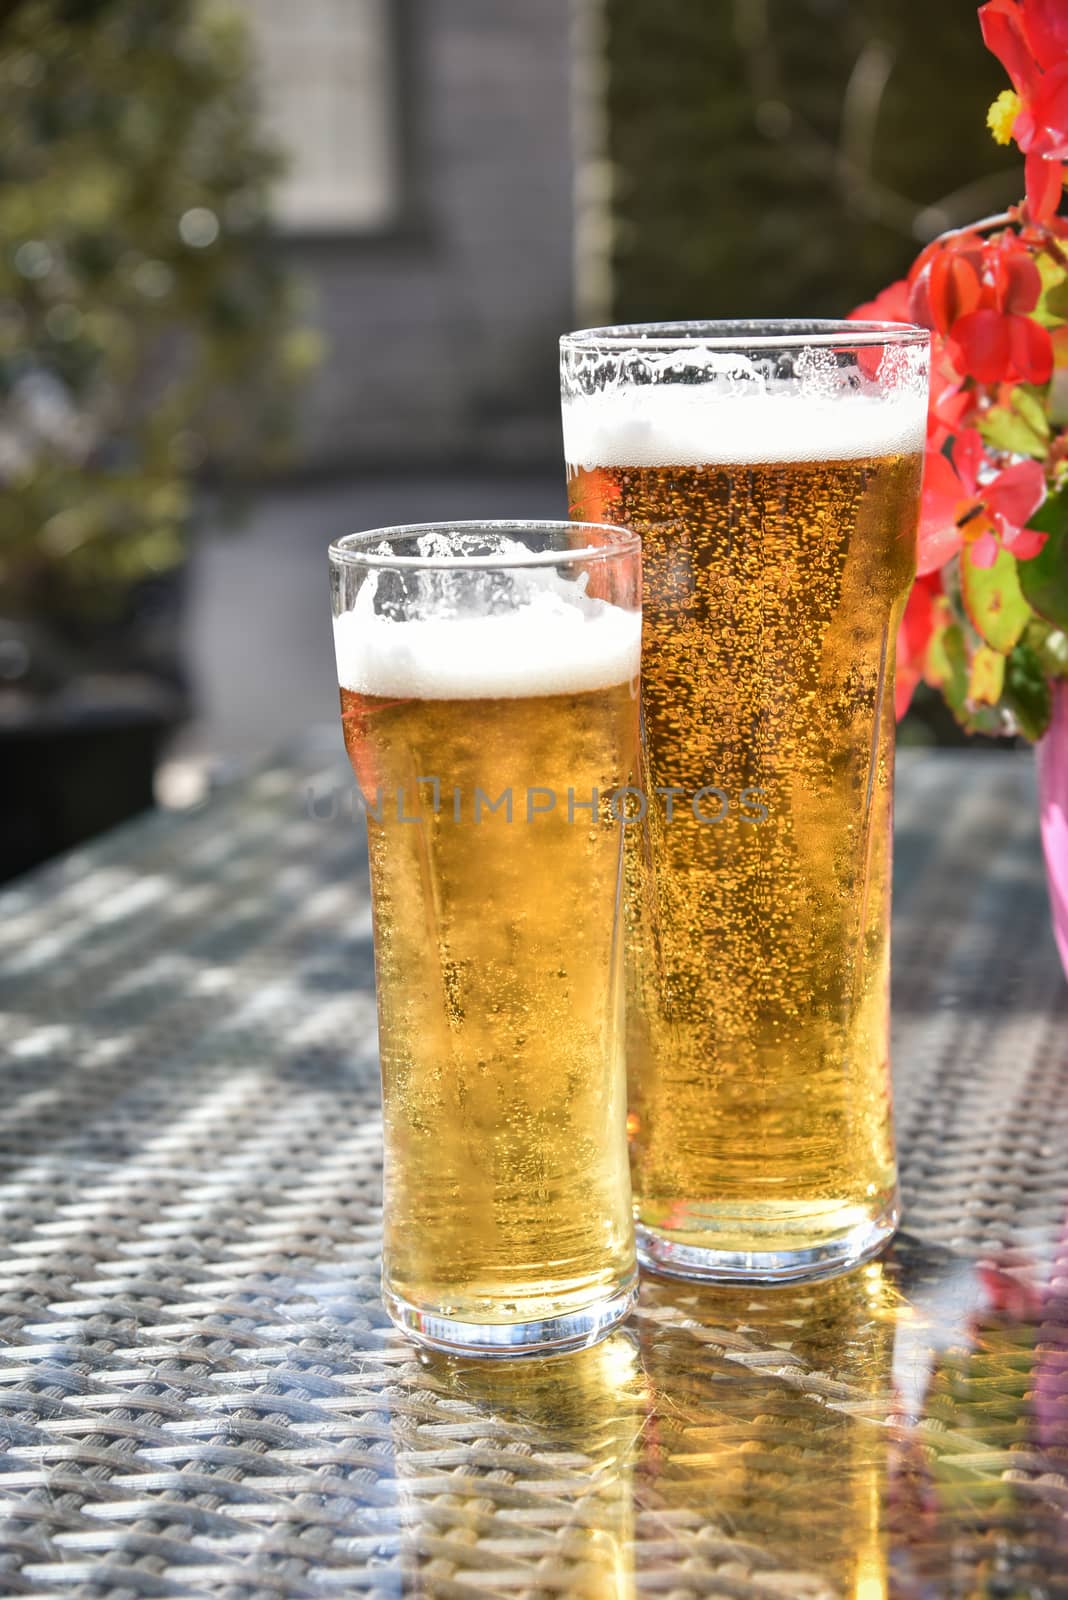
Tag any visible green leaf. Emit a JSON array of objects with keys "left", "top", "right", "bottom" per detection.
[
  {"left": 1035, "top": 253, "right": 1068, "bottom": 325},
  {"left": 1018, "top": 482, "right": 1068, "bottom": 630},
  {"left": 978, "top": 386, "right": 1050, "bottom": 459},
  {"left": 969, "top": 645, "right": 1005, "bottom": 704},
  {"left": 1022, "top": 619, "right": 1068, "bottom": 680},
  {"left": 1050, "top": 369, "right": 1068, "bottom": 428},
  {"left": 1003, "top": 641, "right": 1052, "bottom": 740},
  {"left": 1013, "top": 385, "right": 1050, "bottom": 439},
  {"left": 960, "top": 545, "right": 1031, "bottom": 651},
  {"left": 962, "top": 703, "right": 1005, "bottom": 736},
  {"left": 925, "top": 619, "right": 969, "bottom": 716},
  {"left": 1041, "top": 276, "right": 1068, "bottom": 323},
  {"left": 1039, "top": 628, "right": 1068, "bottom": 678},
  {"left": 926, "top": 618, "right": 1003, "bottom": 732}
]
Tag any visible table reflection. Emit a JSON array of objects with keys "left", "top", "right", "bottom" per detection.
[
  {"left": 395, "top": 1332, "right": 644, "bottom": 1597},
  {"left": 634, "top": 1263, "right": 897, "bottom": 1598},
  {"left": 377, "top": 1226, "right": 1068, "bottom": 1598},
  {"left": 889, "top": 1231, "right": 1068, "bottom": 1596}
]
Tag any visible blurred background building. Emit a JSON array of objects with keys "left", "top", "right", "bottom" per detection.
[
  {"left": 0, "top": 0, "right": 1021, "bottom": 877},
  {"left": 236, "top": 0, "right": 575, "bottom": 473},
  {"left": 236, "top": 0, "right": 1017, "bottom": 472}
]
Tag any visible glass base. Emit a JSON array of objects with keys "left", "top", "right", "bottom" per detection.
[
  {"left": 636, "top": 1197, "right": 899, "bottom": 1285},
  {"left": 382, "top": 1272, "right": 639, "bottom": 1357}
]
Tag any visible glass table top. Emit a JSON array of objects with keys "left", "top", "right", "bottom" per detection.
[{"left": 0, "top": 746, "right": 1064, "bottom": 1597}]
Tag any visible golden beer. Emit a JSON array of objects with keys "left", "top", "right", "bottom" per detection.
[
  {"left": 331, "top": 523, "right": 641, "bottom": 1349},
  {"left": 562, "top": 325, "right": 928, "bottom": 1277}
]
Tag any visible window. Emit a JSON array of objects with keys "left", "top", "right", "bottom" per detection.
[{"left": 237, "top": 0, "right": 399, "bottom": 233}]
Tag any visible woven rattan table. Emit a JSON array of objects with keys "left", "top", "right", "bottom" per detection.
[{"left": 1, "top": 741, "right": 1066, "bottom": 1599}]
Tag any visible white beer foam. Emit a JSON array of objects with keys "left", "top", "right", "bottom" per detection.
[
  {"left": 562, "top": 386, "right": 926, "bottom": 469},
  {"left": 334, "top": 583, "right": 640, "bottom": 699}
]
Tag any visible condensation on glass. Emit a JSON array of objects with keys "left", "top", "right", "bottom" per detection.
[
  {"left": 329, "top": 520, "right": 642, "bottom": 1353},
  {"left": 561, "top": 321, "right": 930, "bottom": 1282}
]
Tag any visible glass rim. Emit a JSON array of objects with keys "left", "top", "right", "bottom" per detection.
[
  {"left": 328, "top": 519, "right": 641, "bottom": 571},
  {"left": 560, "top": 318, "right": 930, "bottom": 351}
]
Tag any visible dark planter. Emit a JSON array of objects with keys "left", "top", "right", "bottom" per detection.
[
  {"left": 0, "top": 584, "right": 191, "bottom": 883},
  {"left": 0, "top": 697, "right": 181, "bottom": 883}
]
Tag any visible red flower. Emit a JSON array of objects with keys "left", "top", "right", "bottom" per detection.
[
  {"left": 949, "top": 305, "right": 1053, "bottom": 384},
  {"left": 980, "top": 0, "right": 1068, "bottom": 222},
  {"left": 847, "top": 279, "right": 921, "bottom": 379},
  {"left": 846, "top": 278, "right": 977, "bottom": 435},
  {"left": 896, "top": 573, "right": 941, "bottom": 720},
  {"left": 918, "top": 428, "right": 1047, "bottom": 573},
  {"left": 848, "top": 279, "right": 912, "bottom": 324},
  {"left": 908, "top": 231, "right": 1053, "bottom": 386},
  {"left": 928, "top": 334, "right": 974, "bottom": 446},
  {"left": 978, "top": 1258, "right": 1042, "bottom": 1319}
]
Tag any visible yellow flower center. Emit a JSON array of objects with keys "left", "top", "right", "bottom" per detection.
[{"left": 987, "top": 89, "right": 1021, "bottom": 146}]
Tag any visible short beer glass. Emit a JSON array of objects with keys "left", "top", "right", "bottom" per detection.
[
  {"left": 560, "top": 322, "right": 929, "bottom": 1282},
  {"left": 329, "top": 522, "right": 641, "bottom": 1351}
]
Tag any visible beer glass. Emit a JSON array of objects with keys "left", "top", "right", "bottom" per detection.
[
  {"left": 560, "top": 322, "right": 929, "bottom": 1282},
  {"left": 329, "top": 521, "right": 641, "bottom": 1352}
]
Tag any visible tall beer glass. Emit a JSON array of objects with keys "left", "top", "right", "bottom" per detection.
[
  {"left": 560, "top": 322, "right": 929, "bottom": 1282},
  {"left": 329, "top": 521, "right": 641, "bottom": 1352}
]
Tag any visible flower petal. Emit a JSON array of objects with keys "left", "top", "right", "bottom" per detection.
[
  {"left": 969, "top": 530, "right": 1002, "bottom": 567},
  {"left": 1023, "top": 0, "right": 1068, "bottom": 72},
  {"left": 987, "top": 457, "right": 1047, "bottom": 527},
  {"left": 917, "top": 517, "right": 964, "bottom": 576},
  {"left": 980, "top": 0, "right": 1041, "bottom": 94},
  {"left": 1015, "top": 104, "right": 1040, "bottom": 151},
  {"left": 951, "top": 428, "right": 986, "bottom": 494},
  {"left": 917, "top": 530, "right": 964, "bottom": 576},
  {"left": 895, "top": 577, "right": 940, "bottom": 720},
  {"left": 991, "top": 243, "right": 1042, "bottom": 313},
  {"left": 1030, "top": 59, "right": 1068, "bottom": 156},
  {"left": 920, "top": 446, "right": 966, "bottom": 518},
  {"left": 929, "top": 248, "right": 984, "bottom": 335},
  {"left": 928, "top": 342, "right": 974, "bottom": 443},
  {"left": 901, "top": 572, "right": 941, "bottom": 659},
  {"left": 894, "top": 655, "right": 923, "bottom": 722},
  {"left": 849, "top": 279, "right": 911, "bottom": 323},
  {"left": 1025, "top": 150, "right": 1065, "bottom": 223},
  {"left": 1008, "top": 309, "right": 1055, "bottom": 382},
  {"left": 1003, "top": 524, "right": 1049, "bottom": 559},
  {"left": 948, "top": 308, "right": 1013, "bottom": 384},
  {"left": 1036, "top": 679, "right": 1068, "bottom": 972}
]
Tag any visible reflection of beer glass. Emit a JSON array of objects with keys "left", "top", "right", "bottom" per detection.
[
  {"left": 561, "top": 323, "right": 929, "bottom": 1281},
  {"left": 396, "top": 1334, "right": 641, "bottom": 1596},
  {"left": 329, "top": 522, "right": 641, "bottom": 1353},
  {"left": 635, "top": 1267, "right": 897, "bottom": 1592}
]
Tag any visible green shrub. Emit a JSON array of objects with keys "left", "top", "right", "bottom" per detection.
[{"left": 0, "top": 0, "right": 316, "bottom": 625}]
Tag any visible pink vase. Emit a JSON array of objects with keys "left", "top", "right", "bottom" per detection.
[{"left": 1038, "top": 678, "right": 1068, "bottom": 983}]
